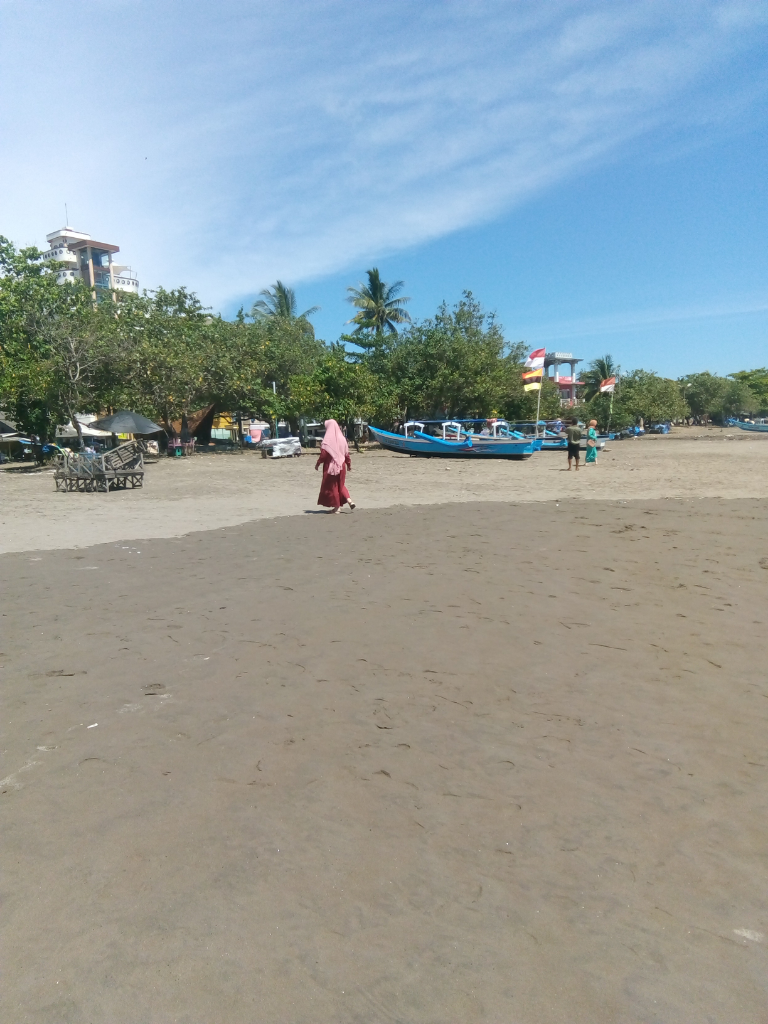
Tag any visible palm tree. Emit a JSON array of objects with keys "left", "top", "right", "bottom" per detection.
[
  {"left": 251, "top": 281, "right": 319, "bottom": 323},
  {"left": 581, "top": 354, "right": 618, "bottom": 401},
  {"left": 346, "top": 268, "right": 411, "bottom": 337}
]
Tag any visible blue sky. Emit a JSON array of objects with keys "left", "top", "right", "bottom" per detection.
[{"left": 1, "top": 0, "right": 766, "bottom": 377}]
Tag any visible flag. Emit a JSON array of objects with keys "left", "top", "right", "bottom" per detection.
[
  {"left": 599, "top": 377, "right": 616, "bottom": 393},
  {"left": 524, "top": 382, "right": 541, "bottom": 392},
  {"left": 522, "top": 368, "right": 543, "bottom": 380},
  {"left": 524, "top": 348, "right": 546, "bottom": 369}
]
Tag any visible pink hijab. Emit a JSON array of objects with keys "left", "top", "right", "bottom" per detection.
[{"left": 321, "top": 419, "right": 349, "bottom": 475}]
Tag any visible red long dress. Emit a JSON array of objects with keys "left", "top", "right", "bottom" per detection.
[{"left": 315, "top": 449, "right": 351, "bottom": 508}]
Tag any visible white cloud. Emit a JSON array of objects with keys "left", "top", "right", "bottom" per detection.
[
  {"left": 519, "top": 297, "right": 768, "bottom": 344},
  {"left": 0, "top": 0, "right": 766, "bottom": 308}
]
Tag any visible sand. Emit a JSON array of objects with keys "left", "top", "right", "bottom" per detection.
[
  {"left": 1, "top": 427, "right": 767, "bottom": 554},
  {"left": 2, "top": 435, "right": 768, "bottom": 1022}
]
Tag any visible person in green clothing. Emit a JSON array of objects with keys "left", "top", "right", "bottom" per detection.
[
  {"left": 585, "top": 419, "right": 598, "bottom": 464},
  {"left": 566, "top": 418, "right": 581, "bottom": 470}
]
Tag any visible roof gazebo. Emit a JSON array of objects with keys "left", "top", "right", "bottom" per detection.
[{"left": 544, "top": 351, "right": 584, "bottom": 406}]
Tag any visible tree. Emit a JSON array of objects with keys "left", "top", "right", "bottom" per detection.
[
  {"left": 614, "top": 370, "right": 688, "bottom": 427},
  {"left": 718, "top": 379, "right": 758, "bottom": 419},
  {"left": 678, "top": 371, "right": 758, "bottom": 423},
  {"left": 580, "top": 354, "right": 618, "bottom": 401},
  {"left": 210, "top": 314, "right": 325, "bottom": 429},
  {"left": 288, "top": 344, "right": 391, "bottom": 430},
  {"left": 346, "top": 268, "right": 411, "bottom": 345},
  {"left": 251, "top": 281, "right": 318, "bottom": 337},
  {"left": 104, "top": 287, "right": 217, "bottom": 429},
  {"left": 678, "top": 372, "right": 727, "bottom": 421},
  {"left": 0, "top": 236, "right": 95, "bottom": 437},
  {"left": 729, "top": 368, "right": 768, "bottom": 414},
  {"left": 37, "top": 305, "right": 118, "bottom": 445},
  {"left": 375, "top": 292, "right": 529, "bottom": 421},
  {"left": 500, "top": 374, "right": 562, "bottom": 424}
]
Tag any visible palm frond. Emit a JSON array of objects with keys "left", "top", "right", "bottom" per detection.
[
  {"left": 345, "top": 268, "right": 411, "bottom": 336},
  {"left": 252, "top": 281, "right": 318, "bottom": 322}
]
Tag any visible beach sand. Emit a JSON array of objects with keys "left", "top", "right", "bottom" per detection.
[
  {"left": 1, "top": 426, "right": 767, "bottom": 554},
  {"left": 2, "top": 477, "right": 767, "bottom": 1020}
]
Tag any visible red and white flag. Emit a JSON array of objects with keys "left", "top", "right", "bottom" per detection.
[
  {"left": 599, "top": 377, "right": 616, "bottom": 393},
  {"left": 524, "top": 348, "right": 546, "bottom": 369}
]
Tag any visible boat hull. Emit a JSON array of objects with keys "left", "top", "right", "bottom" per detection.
[
  {"left": 368, "top": 426, "right": 537, "bottom": 458},
  {"left": 737, "top": 422, "right": 768, "bottom": 433},
  {"left": 540, "top": 437, "right": 607, "bottom": 452}
]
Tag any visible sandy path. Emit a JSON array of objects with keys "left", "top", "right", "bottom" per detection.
[
  {"left": 1, "top": 428, "right": 767, "bottom": 554},
  {"left": 2, "top": 499, "right": 767, "bottom": 1022}
]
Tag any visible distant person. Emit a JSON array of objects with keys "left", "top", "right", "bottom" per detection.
[
  {"left": 585, "top": 419, "right": 598, "bottom": 464},
  {"left": 315, "top": 419, "right": 356, "bottom": 513},
  {"left": 566, "top": 418, "right": 581, "bottom": 471}
]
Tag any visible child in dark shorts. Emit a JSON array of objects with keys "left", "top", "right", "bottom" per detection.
[{"left": 566, "top": 419, "right": 581, "bottom": 470}]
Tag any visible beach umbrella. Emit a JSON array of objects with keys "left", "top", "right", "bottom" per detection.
[{"left": 90, "top": 410, "right": 164, "bottom": 434}]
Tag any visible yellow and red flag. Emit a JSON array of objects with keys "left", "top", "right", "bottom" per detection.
[{"left": 522, "top": 368, "right": 543, "bottom": 380}]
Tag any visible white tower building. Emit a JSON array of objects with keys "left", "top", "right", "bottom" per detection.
[{"left": 40, "top": 227, "right": 139, "bottom": 297}]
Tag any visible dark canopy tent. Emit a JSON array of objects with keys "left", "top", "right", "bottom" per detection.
[{"left": 90, "top": 411, "right": 164, "bottom": 435}]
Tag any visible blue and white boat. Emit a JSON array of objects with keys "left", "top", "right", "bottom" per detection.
[
  {"left": 368, "top": 420, "right": 540, "bottom": 458},
  {"left": 501, "top": 421, "right": 608, "bottom": 452},
  {"left": 736, "top": 421, "right": 768, "bottom": 433}
]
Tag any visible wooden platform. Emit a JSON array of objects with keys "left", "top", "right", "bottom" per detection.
[{"left": 53, "top": 441, "right": 145, "bottom": 493}]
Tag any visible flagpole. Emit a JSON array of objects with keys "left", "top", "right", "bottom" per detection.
[
  {"left": 607, "top": 390, "right": 614, "bottom": 433},
  {"left": 535, "top": 384, "right": 542, "bottom": 438},
  {"left": 523, "top": 349, "right": 546, "bottom": 438}
]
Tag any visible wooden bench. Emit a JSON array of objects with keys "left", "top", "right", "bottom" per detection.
[{"left": 53, "top": 442, "right": 144, "bottom": 493}]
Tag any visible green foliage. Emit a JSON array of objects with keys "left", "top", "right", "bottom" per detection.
[
  {"left": 368, "top": 292, "right": 523, "bottom": 420},
  {"left": 288, "top": 344, "right": 389, "bottom": 425},
  {"left": 580, "top": 354, "right": 618, "bottom": 401},
  {"left": 614, "top": 369, "right": 688, "bottom": 426},
  {"left": 679, "top": 371, "right": 758, "bottom": 422},
  {"left": 346, "top": 268, "right": 411, "bottom": 346},
  {"left": 251, "top": 280, "right": 319, "bottom": 338},
  {"left": 0, "top": 235, "right": 95, "bottom": 436},
  {"left": 678, "top": 372, "right": 726, "bottom": 418},
  {"left": 7, "top": 228, "right": 754, "bottom": 443},
  {"left": 582, "top": 391, "right": 618, "bottom": 431},
  {"left": 729, "top": 368, "right": 768, "bottom": 414}
]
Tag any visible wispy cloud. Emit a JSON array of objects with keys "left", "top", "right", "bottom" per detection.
[
  {"left": 1, "top": 1, "right": 766, "bottom": 308},
  {"left": 521, "top": 297, "right": 768, "bottom": 344}
]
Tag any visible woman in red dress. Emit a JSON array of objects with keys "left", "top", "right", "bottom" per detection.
[{"left": 315, "top": 419, "right": 356, "bottom": 513}]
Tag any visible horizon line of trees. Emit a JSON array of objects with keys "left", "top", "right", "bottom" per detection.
[{"left": 1, "top": 235, "right": 766, "bottom": 442}]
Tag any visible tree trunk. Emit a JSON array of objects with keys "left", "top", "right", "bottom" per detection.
[{"left": 67, "top": 403, "right": 83, "bottom": 448}]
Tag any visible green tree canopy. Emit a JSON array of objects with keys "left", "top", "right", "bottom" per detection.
[
  {"left": 614, "top": 370, "right": 688, "bottom": 427},
  {"left": 678, "top": 371, "right": 758, "bottom": 422},
  {"left": 288, "top": 344, "right": 390, "bottom": 427},
  {"left": 251, "top": 281, "right": 319, "bottom": 338},
  {"left": 0, "top": 236, "right": 95, "bottom": 436},
  {"left": 376, "top": 292, "right": 510, "bottom": 419},
  {"left": 346, "top": 268, "right": 411, "bottom": 346},
  {"left": 363, "top": 291, "right": 559, "bottom": 423},
  {"left": 580, "top": 354, "right": 618, "bottom": 401},
  {"left": 729, "top": 368, "right": 768, "bottom": 414}
]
